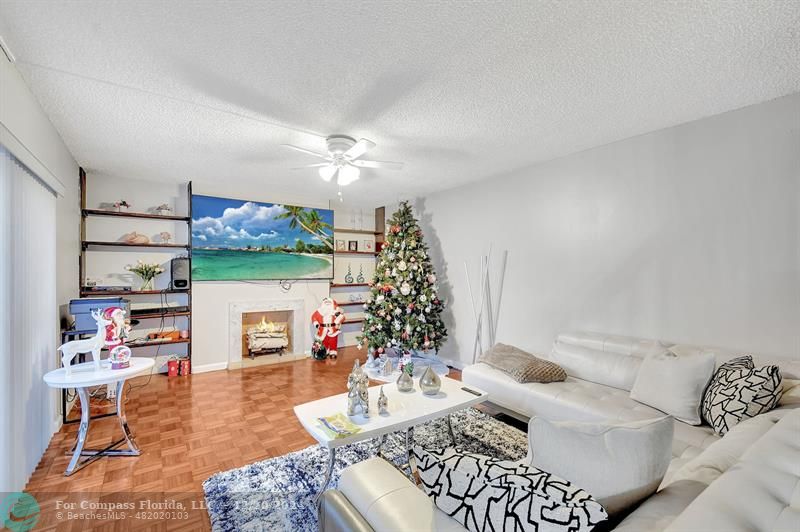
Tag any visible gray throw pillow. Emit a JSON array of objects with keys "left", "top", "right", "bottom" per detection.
[
  {"left": 701, "top": 355, "right": 783, "bottom": 436},
  {"left": 479, "top": 343, "right": 566, "bottom": 383}
]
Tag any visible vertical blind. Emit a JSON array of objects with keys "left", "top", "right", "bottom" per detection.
[{"left": 0, "top": 145, "right": 57, "bottom": 492}]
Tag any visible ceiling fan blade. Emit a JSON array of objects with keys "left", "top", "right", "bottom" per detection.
[
  {"left": 352, "top": 159, "right": 404, "bottom": 170},
  {"left": 291, "top": 163, "right": 329, "bottom": 169},
  {"left": 281, "top": 144, "right": 330, "bottom": 160},
  {"left": 343, "top": 138, "right": 376, "bottom": 160}
]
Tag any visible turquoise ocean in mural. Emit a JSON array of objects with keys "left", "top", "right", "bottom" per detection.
[{"left": 191, "top": 249, "right": 332, "bottom": 281}]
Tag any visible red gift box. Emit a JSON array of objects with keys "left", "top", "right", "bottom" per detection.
[{"left": 167, "top": 358, "right": 179, "bottom": 377}]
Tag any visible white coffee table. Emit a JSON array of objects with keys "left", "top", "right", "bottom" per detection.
[
  {"left": 293, "top": 376, "right": 488, "bottom": 503},
  {"left": 43, "top": 357, "right": 155, "bottom": 475}
]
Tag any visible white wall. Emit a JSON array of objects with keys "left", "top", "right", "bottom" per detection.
[
  {"left": 0, "top": 55, "right": 80, "bottom": 327},
  {"left": 83, "top": 175, "right": 376, "bottom": 371},
  {"left": 0, "top": 55, "right": 79, "bottom": 490},
  {"left": 417, "top": 93, "right": 800, "bottom": 366}
]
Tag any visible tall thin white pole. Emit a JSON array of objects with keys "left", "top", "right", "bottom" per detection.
[
  {"left": 472, "top": 252, "right": 489, "bottom": 361},
  {"left": 464, "top": 261, "right": 478, "bottom": 325},
  {"left": 484, "top": 246, "right": 495, "bottom": 348},
  {"left": 492, "top": 250, "right": 508, "bottom": 344}
]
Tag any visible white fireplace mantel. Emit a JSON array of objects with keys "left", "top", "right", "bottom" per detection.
[{"left": 228, "top": 299, "right": 307, "bottom": 368}]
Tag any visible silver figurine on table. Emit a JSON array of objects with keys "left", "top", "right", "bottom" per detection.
[
  {"left": 378, "top": 386, "right": 389, "bottom": 415},
  {"left": 347, "top": 359, "right": 370, "bottom": 417}
]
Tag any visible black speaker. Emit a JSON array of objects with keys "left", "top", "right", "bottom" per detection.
[{"left": 171, "top": 257, "right": 190, "bottom": 289}]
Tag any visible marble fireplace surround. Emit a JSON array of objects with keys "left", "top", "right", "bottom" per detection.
[{"left": 228, "top": 299, "right": 307, "bottom": 368}]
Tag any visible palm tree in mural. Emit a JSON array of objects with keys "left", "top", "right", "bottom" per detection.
[{"left": 276, "top": 206, "right": 333, "bottom": 249}]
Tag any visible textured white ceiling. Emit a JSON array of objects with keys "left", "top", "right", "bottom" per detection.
[{"left": 1, "top": 1, "right": 799, "bottom": 207}]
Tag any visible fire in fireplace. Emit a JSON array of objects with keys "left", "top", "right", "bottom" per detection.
[{"left": 242, "top": 311, "right": 292, "bottom": 359}]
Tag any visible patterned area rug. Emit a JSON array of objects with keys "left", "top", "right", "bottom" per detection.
[{"left": 203, "top": 408, "right": 527, "bottom": 531}]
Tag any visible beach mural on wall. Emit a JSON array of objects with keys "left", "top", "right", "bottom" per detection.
[{"left": 191, "top": 194, "right": 334, "bottom": 280}]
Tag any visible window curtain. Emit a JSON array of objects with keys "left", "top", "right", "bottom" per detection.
[{"left": 0, "top": 145, "right": 57, "bottom": 492}]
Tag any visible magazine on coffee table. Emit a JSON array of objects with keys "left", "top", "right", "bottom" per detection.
[{"left": 317, "top": 413, "right": 362, "bottom": 439}]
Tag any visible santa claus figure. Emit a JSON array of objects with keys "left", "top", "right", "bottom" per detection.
[
  {"left": 311, "top": 298, "right": 345, "bottom": 359},
  {"left": 103, "top": 307, "right": 130, "bottom": 348}
]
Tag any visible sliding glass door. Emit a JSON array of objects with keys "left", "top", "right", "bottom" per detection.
[{"left": 0, "top": 145, "right": 57, "bottom": 492}]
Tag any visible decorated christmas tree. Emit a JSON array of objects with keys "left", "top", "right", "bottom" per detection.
[{"left": 358, "top": 201, "right": 447, "bottom": 354}]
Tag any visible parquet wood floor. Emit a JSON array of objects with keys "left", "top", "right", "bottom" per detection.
[{"left": 24, "top": 347, "right": 461, "bottom": 531}]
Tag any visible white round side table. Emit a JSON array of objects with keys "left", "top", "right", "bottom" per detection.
[{"left": 43, "top": 357, "right": 155, "bottom": 476}]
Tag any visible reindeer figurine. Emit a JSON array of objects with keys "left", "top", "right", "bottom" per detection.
[
  {"left": 58, "top": 309, "right": 111, "bottom": 376},
  {"left": 346, "top": 359, "right": 370, "bottom": 417}
]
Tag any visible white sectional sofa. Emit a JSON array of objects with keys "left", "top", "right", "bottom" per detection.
[
  {"left": 321, "top": 408, "right": 800, "bottom": 531},
  {"left": 462, "top": 331, "right": 800, "bottom": 479},
  {"left": 319, "top": 332, "right": 800, "bottom": 531}
]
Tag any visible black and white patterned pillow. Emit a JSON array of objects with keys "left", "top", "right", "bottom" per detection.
[
  {"left": 412, "top": 446, "right": 607, "bottom": 532},
  {"left": 701, "top": 355, "right": 783, "bottom": 436}
]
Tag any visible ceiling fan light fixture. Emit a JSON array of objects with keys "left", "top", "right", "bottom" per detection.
[
  {"left": 283, "top": 133, "right": 402, "bottom": 188},
  {"left": 318, "top": 165, "right": 338, "bottom": 182},
  {"left": 337, "top": 164, "right": 360, "bottom": 186}
]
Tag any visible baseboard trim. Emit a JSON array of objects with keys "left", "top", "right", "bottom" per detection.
[{"left": 192, "top": 362, "right": 228, "bottom": 374}]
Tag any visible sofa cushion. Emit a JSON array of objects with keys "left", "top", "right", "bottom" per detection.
[
  {"left": 337, "top": 456, "right": 466, "bottom": 532},
  {"left": 463, "top": 363, "right": 662, "bottom": 423},
  {"left": 780, "top": 378, "right": 800, "bottom": 407},
  {"left": 630, "top": 349, "right": 716, "bottom": 425},
  {"left": 664, "top": 409, "right": 800, "bottom": 531},
  {"left": 413, "top": 446, "right": 607, "bottom": 532},
  {"left": 549, "top": 341, "right": 645, "bottom": 391},
  {"left": 662, "top": 409, "right": 788, "bottom": 489},
  {"left": 462, "top": 363, "right": 720, "bottom": 463},
  {"left": 613, "top": 480, "right": 707, "bottom": 532},
  {"left": 701, "top": 355, "right": 783, "bottom": 436},
  {"left": 479, "top": 343, "right": 566, "bottom": 383},
  {"left": 555, "top": 331, "right": 673, "bottom": 357},
  {"left": 528, "top": 416, "right": 673, "bottom": 516}
]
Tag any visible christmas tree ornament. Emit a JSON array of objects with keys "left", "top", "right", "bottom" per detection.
[
  {"left": 344, "top": 264, "right": 354, "bottom": 284},
  {"left": 357, "top": 265, "right": 365, "bottom": 283}
]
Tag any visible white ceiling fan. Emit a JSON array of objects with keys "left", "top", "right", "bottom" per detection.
[{"left": 282, "top": 135, "right": 403, "bottom": 186}]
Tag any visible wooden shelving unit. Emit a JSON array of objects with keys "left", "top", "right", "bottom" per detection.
[
  {"left": 73, "top": 168, "right": 193, "bottom": 387},
  {"left": 130, "top": 310, "right": 192, "bottom": 320},
  {"left": 82, "top": 209, "right": 190, "bottom": 222},
  {"left": 110, "top": 337, "right": 192, "bottom": 350},
  {"left": 80, "top": 288, "right": 190, "bottom": 297},
  {"left": 82, "top": 241, "right": 190, "bottom": 250},
  {"left": 334, "top": 250, "right": 378, "bottom": 256},
  {"left": 333, "top": 227, "right": 382, "bottom": 235},
  {"left": 330, "top": 282, "right": 370, "bottom": 288},
  {"left": 329, "top": 209, "right": 385, "bottom": 348},
  {"left": 63, "top": 170, "right": 194, "bottom": 424}
]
